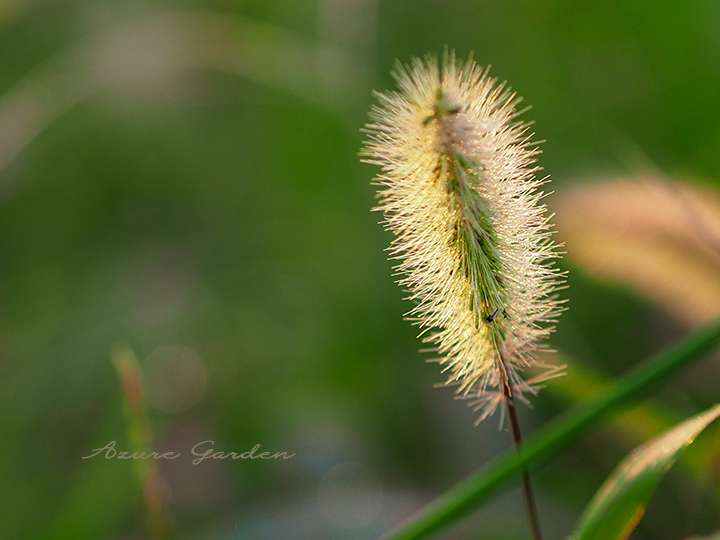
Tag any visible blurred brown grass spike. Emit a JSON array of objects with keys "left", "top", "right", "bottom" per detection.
[{"left": 554, "top": 177, "right": 720, "bottom": 325}]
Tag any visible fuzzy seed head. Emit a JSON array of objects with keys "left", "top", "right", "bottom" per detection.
[{"left": 362, "top": 52, "right": 566, "bottom": 422}]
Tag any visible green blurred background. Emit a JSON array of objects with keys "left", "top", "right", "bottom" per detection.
[{"left": 1, "top": 1, "right": 719, "bottom": 539}]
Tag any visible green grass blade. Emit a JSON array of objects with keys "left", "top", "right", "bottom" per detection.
[
  {"left": 382, "top": 319, "right": 720, "bottom": 540},
  {"left": 548, "top": 360, "right": 718, "bottom": 482},
  {"left": 572, "top": 403, "right": 720, "bottom": 540}
]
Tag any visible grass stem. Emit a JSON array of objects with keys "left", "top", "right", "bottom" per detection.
[{"left": 504, "top": 384, "right": 543, "bottom": 540}]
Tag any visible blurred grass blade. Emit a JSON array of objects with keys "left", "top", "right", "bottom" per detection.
[
  {"left": 113, "top": 344, "right": 172, "bottom": 540},
  {"left": 0, "top": 9, "right": 362, "bottom": 180},
  {"left": 383, "top": 319, "right": 720, "bottom": 540},
  {"left": 572, "top": 403, "right": 720, "bottom": 540}
]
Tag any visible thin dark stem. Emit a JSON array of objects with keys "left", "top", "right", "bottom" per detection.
[{"left": 503, "top": 382, "right": 543, "bottom": 540}]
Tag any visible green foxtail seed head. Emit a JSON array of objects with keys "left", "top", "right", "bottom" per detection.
[{"left": 362, "top": 52, "right": 566, "bottom": 423}]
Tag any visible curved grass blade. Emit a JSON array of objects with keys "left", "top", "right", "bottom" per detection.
[
  {"left": 382, "top": 319, "right": 720, "bottom": 540},
  {"left": 572, "top": 403, "right": 720, "bottom": 540}
]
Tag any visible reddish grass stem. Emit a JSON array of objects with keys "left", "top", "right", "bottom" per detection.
[{"left": 503, "top": 382, "right": 543, "bottom": 540}]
